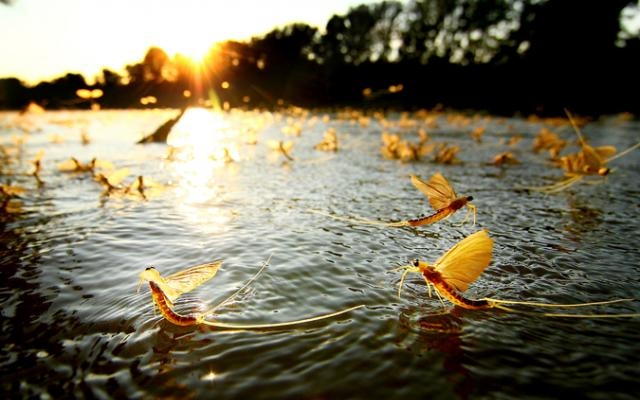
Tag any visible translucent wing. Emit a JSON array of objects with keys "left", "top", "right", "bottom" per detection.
[
  {"left": 0, "top": 184, "right": 26, "bottom": 196},
  {"left": 94, "top": 159, "right": 114, "bottom": 170},
  {"left": 281, "top": 141, "right": 294, "bottom": 153},
  {"left": 104, "top": 167, "right": 130, "bottom": 186},
  {"left": 410, "top": 173, "right": 457, "bottom": 211},
  {"left": 594, "top": 145, "right": 616, "bottom": 160},
  {"left": 580, "top": 144, "right": 603, "bottom": 171},
  {"left": 433, "top": 230, "right": 493, "bottom": 292},
  {"left": 128, "top": 176, "right": 162, "bottom": 191},
  {"left": 267, "top": 140, "right": 281, "bottom": 150},
  {"left": 58, "top": 158, "right": 79, "bottom": 171},
  {"left": 33, "top": 149, "right": 45, "bottom": 163},
  {"left": 163, "top": 261, "right": 223, "bottom": 301}
]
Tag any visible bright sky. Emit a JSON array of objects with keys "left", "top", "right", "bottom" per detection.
[{"left": 0, "top": 0, "right": 384, "bottom": 85}]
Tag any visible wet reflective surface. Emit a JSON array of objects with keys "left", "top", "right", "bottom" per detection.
[{"left": 1, "top": 108, "right": 639, "bottom": 399}]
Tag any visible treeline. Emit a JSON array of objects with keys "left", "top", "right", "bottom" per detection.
[{"left": 1, "top": 0, "right": 639, "bottom": 116}]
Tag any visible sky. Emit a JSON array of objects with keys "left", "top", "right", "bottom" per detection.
[{"left": 0, "top": 0, "right": 387, "bottom": 85}]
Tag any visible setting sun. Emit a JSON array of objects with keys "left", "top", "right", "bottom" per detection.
[
  {"left": 0, "top": 0, "right": 371, "bottom": 84},
  {"left": 159, "top": 35, "right": 214, "bottom": 62}
]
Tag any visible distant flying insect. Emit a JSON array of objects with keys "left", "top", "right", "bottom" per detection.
[
  {"left": 396, "top": 230, "right": 639, "bottom": 317},
  {"left": 138, "top": 260, "right": 363, "bottom": 329}
]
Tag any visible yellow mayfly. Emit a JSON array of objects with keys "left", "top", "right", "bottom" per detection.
[
  {"left": 530, "top": 110, "right": 639, "bottom": 193},
  {"left": 94, "top": 167, "right": 131, "bottom": 195},
  {"left": 397, "top": 230, "right": 493, "bottom": 309},
  {"left": 139, "top": 259, "right": 363, "bottom": 328},
  {"left": 58, "top": 157, "right": 114, "bottom": 174},
  {"left": 308, "top": 172, "right": 475, "bottom": 228},
  {"left": 267, "top": 140, "right": 294, "bottom": 161},
  {"left": 407, "top": 173, "right": 475, "bottom": 226},
  {"left": 396, "top": 230, "right": 639, "bottom": 318},
  {"left": 139, "top": 261, "right": 223, "bottom": 309}
]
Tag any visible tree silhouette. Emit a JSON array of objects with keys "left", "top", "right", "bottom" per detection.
[{"left": 2, "top": 0, "right": 639, "bottom": 115}]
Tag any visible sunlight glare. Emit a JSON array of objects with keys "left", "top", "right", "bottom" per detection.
[
  {"left": 167, "top": 107, "right": 231, "bottom": 154},
  {"left": 161, "top": 35, "right": 213, "bottom": 62},
  {"left": 167, "top": 107, "right": 240, "bottom": 235},
  {"left": 202, "top": 370, "right": 218, "bottom": 382}
]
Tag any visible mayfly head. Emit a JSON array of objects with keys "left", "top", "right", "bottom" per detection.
[
  {"left": 138, "top": 266, "right": 162, "bottom": 292},
  {"left": 396, "top": 259, "right": 427, "bottom": 299}
]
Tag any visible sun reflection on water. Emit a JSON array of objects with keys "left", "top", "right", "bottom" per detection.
[{"left": 167, "top": 107, "right": 241, "bottom": 234}]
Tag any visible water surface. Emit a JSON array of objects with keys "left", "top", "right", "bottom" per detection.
[{"left": 1, "top": 108, "right": 639, "bottom": 399}]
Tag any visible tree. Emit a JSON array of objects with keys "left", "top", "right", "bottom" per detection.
[
  {"left": 0, "top": 78, "right": 28, "bottom": 109},
  {"left": 399, "top": 0, "right": 516, "bottom": 64}
]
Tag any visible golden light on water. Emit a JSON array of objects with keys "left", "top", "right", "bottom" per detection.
[
  {"left": 201, "top": 370, "right": 218, "bottom": 382},
  {"left": 167, "top": 107, "right": 241, "bottom": 234},
  {"left": 167, "top": 108, "right": 241, "bottom": 182}
]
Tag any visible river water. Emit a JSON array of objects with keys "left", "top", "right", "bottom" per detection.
[{"left": 1, "top": 108, "right": 638, "bottom": 399}]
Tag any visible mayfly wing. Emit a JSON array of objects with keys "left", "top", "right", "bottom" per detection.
[
  {"left": 58, "top": 158, "right": 78, "bottom": 171},
  {"left": 578, "top": 143, "right": 603, "bottom": 170},
  {"left": 410, "top": 173, "right": 457, "bottom": 211},
  {"left": 163, "top": 260, "right": 223, "bottom": 301},
  {"left": 266, "top": 140, "right": 281, "bottom": 150},
  {"left": 33, "top": 149, "right": 45, "bottom": 162},
  {"left": 105, "top": 167, "right": 130, "bottom": 186},
  {"left": 281, "top": 141, "right": 294, "bottom": 153},
  {"left": 433, "top": 230, "right": 493, "bottom": 292},
  {"left": 594, "top": 145, "right": 616, "bottom": 160},
  {"left": 94, "top": 159, "right": 115, "bottom": 171}
]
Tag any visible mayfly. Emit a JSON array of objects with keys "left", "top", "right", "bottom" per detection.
[
  {"left": 139, "top": 260, "right": 363, "bottom": 328},
  {"left": 307, "top": 172, "right": 475, "bottom": 228},
  {"left": 0, "top": 183, "right": 25, "bottom": 214},
  {"left": 396, "top": 230, "right": 639, "bottom": 318},
  {"left": 491, "top": 151, "right": 520, "bottom": 167},
  {"left": 95, "top": 167, "right": 130, "bottom": 195},
  {"left": 31, "top": 149, "right": 44, "bottom": 185},
  {"left": 314, "top": 128, "right": 339, "bottom": 152},
  {"left": 530, "top": 110, "right": 640, "bottom": 193},
  {"left": 58, "top": 157, "right": 114, "bottom": 175},
  {"left": 123, "top": 175, "right": 166, "bottom": 200},
  {"left": 267, "top": 140, "right": 294, "bottom": 161},
  {"left": 406, "top": 173, "right": 475, "bottom": 226}
]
